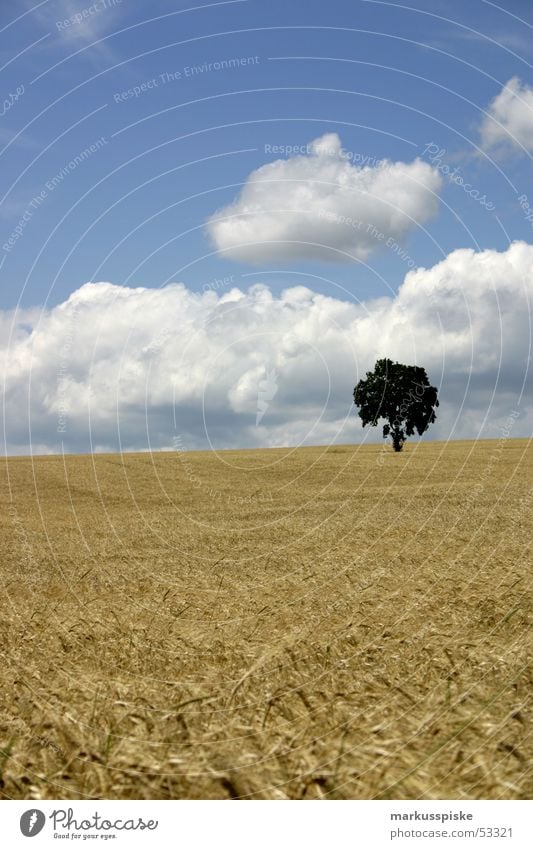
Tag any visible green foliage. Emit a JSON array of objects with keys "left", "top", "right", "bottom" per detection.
[{"left": 354, "top": 358, "right": 439, "bottom": 451}]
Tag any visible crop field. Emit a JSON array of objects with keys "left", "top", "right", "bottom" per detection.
[{"left": 0, "top": 439, "right": 531, "bottom": 800}]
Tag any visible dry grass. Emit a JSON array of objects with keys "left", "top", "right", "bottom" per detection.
[{"left": 0, "top": 438, "right": 531, "bottom": 800}]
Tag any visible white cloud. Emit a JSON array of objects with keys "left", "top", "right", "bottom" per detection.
[
  {"left": 206, "top": 133, "right": 442, "bottom": 263},
  {"left": 480, "top": 77, "right": 533, "bottom": 152},
  {"left": 1, "top": 242, "right": 531, "bottom": 455},
  {"left": 26, "top": 0, "right": 122, "bottom": 68}
]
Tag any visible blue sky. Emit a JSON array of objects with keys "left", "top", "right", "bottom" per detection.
[
  {"left": 1, "top": 0, "right": 532, "bottom": 453},
  {"left": 1, "top": 0, "right": 533, "bottom": 308}
]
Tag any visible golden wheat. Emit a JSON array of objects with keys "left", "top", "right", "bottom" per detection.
[{"left": 0, "top": 439, "right": 531, "bottom": 799}]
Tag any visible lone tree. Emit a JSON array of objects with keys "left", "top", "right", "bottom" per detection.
[{"left": 354, "top": 358, "right": 439, "bottom": 452}]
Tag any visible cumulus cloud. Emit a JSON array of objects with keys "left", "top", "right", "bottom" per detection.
[
  {"left": 206, "top": 133, "right": 442, "bottom": 263},
  {"left": 1, "top": 242, "right": 532, "bottom": 455},
  {"left": 480, "top": 77, "right": 533, "bottom": 152}
]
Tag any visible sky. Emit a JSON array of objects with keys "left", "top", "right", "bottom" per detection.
[{"left": 0, "top": 0, "right": 532, "bottom": 454}]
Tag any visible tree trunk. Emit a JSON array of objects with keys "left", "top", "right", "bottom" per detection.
[{"left": 392, "top": 431, "right": 404, "bottom": 452}]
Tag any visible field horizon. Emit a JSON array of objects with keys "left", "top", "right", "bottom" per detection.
[
  {"left": 1, "top": 438, "right": 531, "bottom": 800},
  {"left": 5, "top": 435, "right": 529, "bottom": 462}
]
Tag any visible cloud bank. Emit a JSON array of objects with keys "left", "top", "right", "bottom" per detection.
[
  {"left": 206, "top": 133, "right": 442, "bottom": 263},
  {"left": 1, "top": 242, "right": 531, "bottom": 455},
  {"left": 480, "top": 77, "right": 533, "bottom": 153}
]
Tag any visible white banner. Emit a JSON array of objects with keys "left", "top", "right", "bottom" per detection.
[{"left": 1, "top": 799, "right": 531, "bottom": 848}]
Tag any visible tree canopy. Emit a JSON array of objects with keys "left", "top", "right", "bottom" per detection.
[{"left": 353, "top": 358, "right": 439, "bottom": 451}]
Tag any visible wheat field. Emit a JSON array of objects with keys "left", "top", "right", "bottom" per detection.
[{"left": 0, "top": 438, "right": 531, "bottom": 800}]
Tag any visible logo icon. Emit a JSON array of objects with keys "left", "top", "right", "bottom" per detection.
[
  {"left": 20, "top": 809, "right": 46, "bottom": 837},
  {"left": 256, "top": 367, "right": 279, "bottom": 426}
]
